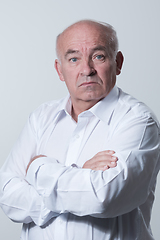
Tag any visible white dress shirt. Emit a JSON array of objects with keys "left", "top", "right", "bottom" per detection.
[{"left": 0, "top": 85, "right": 160, "bottom": 240}]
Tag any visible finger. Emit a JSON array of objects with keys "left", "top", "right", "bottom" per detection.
[
  {"left": 111, "top": 156, "right": 118, "bottom": 162},
  {"left": 106, "top": 150, "right": 115, "bottom": 154},
  {"left": 102, "top": 165, "right": 109, "bottom": 171},
  {"left": 95, "top": 150, "right": 115, "bottom": 156},
  {"left": 108, "top": 161, "right": 117, "bottom": 168},
  {"left": 95, "top": 157, "right": 118, "bottom": 170},
  {"left": 89, "top": 155, "right": 117, "bottom": 168},
  {"left": 93, "top": 154, "right": 117, "bottom": 162},
  {"left": 83, "top": 151, "right": 118, "bottom": 170}
]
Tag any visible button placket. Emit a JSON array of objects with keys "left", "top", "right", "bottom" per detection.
[
  {"left": 65, "top": 117, "right": 88, "bottom": 166},
  {"left": 54, "top": 215, "right": 67, "bottom": 240}
]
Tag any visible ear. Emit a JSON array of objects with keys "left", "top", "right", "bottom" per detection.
[
  {"left": 54, "top": 59, "right": 65, "bottom": 81},
  {"left": 116, "top": 51, "right": 124, "bottom": 75}
]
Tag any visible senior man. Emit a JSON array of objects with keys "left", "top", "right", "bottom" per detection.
[{"left": 0, "top": 20, "right": 160, "bottom": 240}]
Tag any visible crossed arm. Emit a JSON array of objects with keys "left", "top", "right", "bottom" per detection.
[
  {"left": 0, "top": 111, "right": 159, "bottom": 227},
  {"left": 26, "top": 150, "right": 118, "bottom": 173},
  {"left": 24, "top": 114, "right": 160, "bottom": 223}
]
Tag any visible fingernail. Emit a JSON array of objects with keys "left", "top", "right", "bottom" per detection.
[
  {"left": 109, "top": 150, "right": 115, "bottom": 153},
  {"left": 111, "top": 161, "right": 116, "bottom": 164}
]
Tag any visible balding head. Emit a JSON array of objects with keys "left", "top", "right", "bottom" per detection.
[
  {"left": 56, "top": 20, "right": 119, "bottom": 62},
  {"left": 54, "top": 19, "right": 124, "bottom": 118}
]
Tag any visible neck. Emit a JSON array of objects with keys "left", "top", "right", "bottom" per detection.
[{"left": 71, "top": 99, "right": 100, "bottom": 122}]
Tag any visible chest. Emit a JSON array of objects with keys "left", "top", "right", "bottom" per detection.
[{"left": 37, "top": 115, "right": 112, "bottom": 167}]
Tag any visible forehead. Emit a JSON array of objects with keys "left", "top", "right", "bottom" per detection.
[{"left": 58, "top": 23, "right": 109, "bottom": 55}]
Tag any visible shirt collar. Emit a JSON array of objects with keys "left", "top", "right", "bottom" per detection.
[
  {"left": 56, "top": 85, "right": 119, "bottom": 123},
  {"left": 89, "top": 85, "right": 119, "bottom": 123},
  {"left": 56, "top": 94, "right": 72, "bottom": 117}
]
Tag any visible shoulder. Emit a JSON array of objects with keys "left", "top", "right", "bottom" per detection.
[
  {"left": 28, "top": 97, "right": 67, "bottom": 130},
  {"left": 109, "top": 88, "right": 160, "bottom": 136},
  {"left": 32, "top": 98, "right": 65, "bottom": 117},
  {"left": 118, "top": 88, "right": 159, "bottom": 124}
]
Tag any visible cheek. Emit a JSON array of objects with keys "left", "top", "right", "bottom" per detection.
[
  {"left": 97, "top": 67, "right": 111, "bottom": 82},
  {"left": 62, "top": 73, "right": 77, "bottom": 95},
  {"left": 97, "top": 66, "right": 116, "bottom": 89},
  {"left": 62, "top": 66, "right": 78, "bottom": 79}
]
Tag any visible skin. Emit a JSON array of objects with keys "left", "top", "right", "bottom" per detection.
[
  {"left": 82, "top": 150, "right": 118, "bottom": 170},
  {"left": 26, "top": 21, "right": 123, "bottom": 173},
  {"left": 55, "top": 20, "right": 123, "bottom": 122}
]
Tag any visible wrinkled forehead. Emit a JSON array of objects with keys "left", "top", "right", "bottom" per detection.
[{"left": 57, "top": 23, "right": 112, "bottom": 58}]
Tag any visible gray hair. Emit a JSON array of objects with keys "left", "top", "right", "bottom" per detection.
[
  {"left": 98, "top": 21, "right": 119, "bottom": 58},
  {"left": 56, "top": 20, "right": 119, "bottom": 61}
]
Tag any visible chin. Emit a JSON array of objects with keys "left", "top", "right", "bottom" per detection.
[{"left": 81, "top": 94, "right": 104, "bottom": 103}]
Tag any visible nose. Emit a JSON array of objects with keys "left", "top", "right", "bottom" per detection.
[{"left": 80, "top": 59, "right": 96, "bottom": 77}]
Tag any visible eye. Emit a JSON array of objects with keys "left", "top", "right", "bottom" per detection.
[
  {"left": 70, "top": 57, "right": 78, "bottom": 62},
  {"left": 95, "top": 55, "right": 105, "bottom": 60}
]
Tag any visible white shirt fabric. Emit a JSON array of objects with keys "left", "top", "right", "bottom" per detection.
[{"left": 0, "top": 86, "right": 160, "bottom": 240}]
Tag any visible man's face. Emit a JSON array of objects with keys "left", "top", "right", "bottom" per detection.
[{"left": 55, "top": 23, "right": 122, "bottom": 109}]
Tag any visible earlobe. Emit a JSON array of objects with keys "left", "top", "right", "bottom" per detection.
[
  {"left": 54, "top": 59, "right": 65, "bottom": 81},
  {"left": 116, "top": 51, "right": 124, "bottom": 75}
]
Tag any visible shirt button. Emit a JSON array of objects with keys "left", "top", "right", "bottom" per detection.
[{"left": 75, "top": 134, "right": 80, "bottom": 139}]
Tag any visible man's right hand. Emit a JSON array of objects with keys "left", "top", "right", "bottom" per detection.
[{"left": 82, "top": 150, "right": 118, "bottom": 171}]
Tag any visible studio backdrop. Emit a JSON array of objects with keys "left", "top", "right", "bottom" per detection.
[{"left": 0, "top": 0, "right": 160, "bottom": 239}]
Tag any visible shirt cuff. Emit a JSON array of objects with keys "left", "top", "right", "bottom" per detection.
[{"left": 25, "top": 157, "right": 58, "bottom": 188}]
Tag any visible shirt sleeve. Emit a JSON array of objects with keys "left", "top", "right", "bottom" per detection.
[
  {"left": 26, "top": 114, "right": 160, "bottom": 218},
  {"left": 0, "top": 113, "right": 58, "bottom": 226}
]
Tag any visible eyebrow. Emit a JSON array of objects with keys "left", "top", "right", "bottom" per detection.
[
  {"left": 91, "top": 45, "right": 107, "bottom": 52},
  {"left": 64, "top": 45, "right": 107, "bottom": 59},
  {"left": 65, "top": 49, "right": 80, "bottom": 58}
]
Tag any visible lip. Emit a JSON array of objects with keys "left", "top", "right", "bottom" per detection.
[{"left": 79, "top": 82, "right": 98, "bottom": 87}]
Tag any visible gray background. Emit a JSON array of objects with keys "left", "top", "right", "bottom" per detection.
[{"left": 0, "top": 0, "right": 160, "bottom": 239}]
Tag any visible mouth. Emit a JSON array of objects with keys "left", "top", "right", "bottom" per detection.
[{"left": 79, "top": 82, "right": 99, "bottom": 87}]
